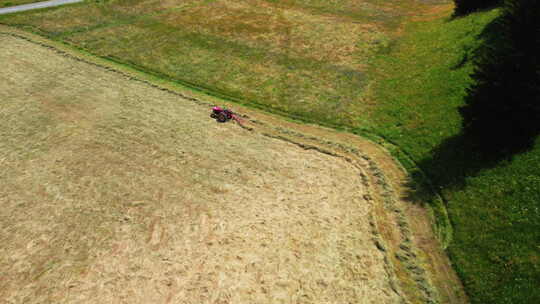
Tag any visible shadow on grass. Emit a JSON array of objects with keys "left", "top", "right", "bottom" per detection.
[
  {"left": 409, "top": 133, "right": 531, "bottom": 202},
  {"left": 405, "top": 7, "right": 538, "bottom": 202},
  {"left": 398, "top": 130, "right": 533, "bottom": 247},
  {"left": 451, "top": 1, "right": 502, "bottom": 19}
]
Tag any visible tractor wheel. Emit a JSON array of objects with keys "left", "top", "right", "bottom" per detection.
[
  {"left": 210, "top": 113, "right": 217, "bottom": 119},
  {"left": 217, "top": 112, "right": 228, "bottom": 123}
]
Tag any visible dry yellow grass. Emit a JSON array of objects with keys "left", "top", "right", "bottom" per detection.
[{"left": 0, "top": 33, "right": 406, "bottom": 303}]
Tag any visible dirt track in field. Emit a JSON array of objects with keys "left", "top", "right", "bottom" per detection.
[{"left": 0, "top": 28, "right": 466, "bottom": 304}]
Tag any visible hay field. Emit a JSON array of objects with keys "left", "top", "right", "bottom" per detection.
[{"left": 0, "top": 32, "right": 415, "bottom": 303}]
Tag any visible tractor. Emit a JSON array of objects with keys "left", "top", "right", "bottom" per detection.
[{"left": 211, "top": 106, "right": 235, "bottom": 123}]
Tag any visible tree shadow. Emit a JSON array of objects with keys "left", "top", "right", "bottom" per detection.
[
  {"left": 408, "top": 132, "right": 526, "bottom": 203},
  {"left": 451, "top": 1, "right": 502, "bottom": 19}
]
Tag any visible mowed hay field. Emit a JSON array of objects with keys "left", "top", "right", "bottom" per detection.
[
  {"left": 0, "top": 0, "right": 426, "bottom": 126},
  {"left": 0, "top": 33, "right": 408, "bottom": 303}
]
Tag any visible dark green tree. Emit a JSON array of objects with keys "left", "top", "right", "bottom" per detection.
[{"left": 459, "top": 0, "right": 540, "bottom": 153}]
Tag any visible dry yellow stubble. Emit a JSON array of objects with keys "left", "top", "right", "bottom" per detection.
[{"left": 0, "top": 34, "right": 403, "bottom": 303}]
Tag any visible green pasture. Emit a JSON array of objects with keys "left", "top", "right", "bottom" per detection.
[{"left": 0, "top": 0, "right": 423, "bottom": 126}]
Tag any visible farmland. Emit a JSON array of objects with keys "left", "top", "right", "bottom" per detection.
[
  {"left": 0, "top": 29, "right": 465, "bottom": 303},
  {"left": 1, "top": 0, "right": 538, "bottom": 303}
]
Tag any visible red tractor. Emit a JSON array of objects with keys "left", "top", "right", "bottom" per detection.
[{"left": 211, "top": 106, "right": 235, "bottom": 123}]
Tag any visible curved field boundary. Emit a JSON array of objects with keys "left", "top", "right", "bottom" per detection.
[{"left": 0, "top": 26, "right": 467, "bottom": 304}]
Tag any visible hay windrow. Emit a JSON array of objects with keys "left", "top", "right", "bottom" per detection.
[{"left": 252, "top": 123, "right": 441, "bottom": 304}]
